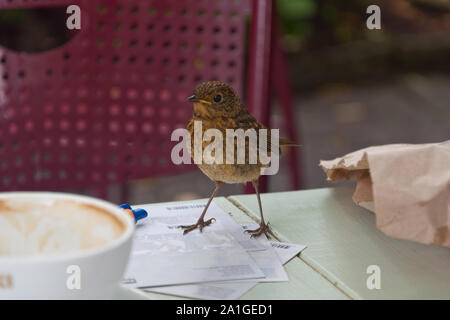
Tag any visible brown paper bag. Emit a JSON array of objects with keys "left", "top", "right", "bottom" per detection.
[{"left": 320, "top": 141, "right": 450, "bottom": 248}]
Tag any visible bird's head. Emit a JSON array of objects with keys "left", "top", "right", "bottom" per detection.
[{"left": 188, "top": 81, "right": 243, "bottom": 118}]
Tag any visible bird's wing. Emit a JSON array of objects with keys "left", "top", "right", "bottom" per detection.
[
  {"left": 232, "top": 109, "right": 274, "bottom": 163},
  {"left": 235, "top": 110, "right": 299, "bottom": 147}
]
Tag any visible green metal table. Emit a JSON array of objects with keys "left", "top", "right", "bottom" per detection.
[{"left": 133, "top": 186, "right": 450, "bottom": 300}]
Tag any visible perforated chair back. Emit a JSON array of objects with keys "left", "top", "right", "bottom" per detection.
[{"left": 0, "top": 0, "right": 254, "bottom": 194}]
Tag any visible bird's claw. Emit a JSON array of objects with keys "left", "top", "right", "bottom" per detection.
[
  {"left": 245, "top": 222, "right": 270, "bottom": 238},
  {"left": 180, "top": 218, "right": 216, "bottom": 235}
]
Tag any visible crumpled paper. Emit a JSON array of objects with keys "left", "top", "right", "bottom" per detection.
[{"left": 320, "top": 141, "right": 450, "bottom": 248}]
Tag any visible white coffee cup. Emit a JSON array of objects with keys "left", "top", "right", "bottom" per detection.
[{"left": 0, "top": 192, "right": 135, "bottom": 299}]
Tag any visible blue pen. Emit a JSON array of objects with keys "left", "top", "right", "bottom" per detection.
[{"left": 119, "top": 203, "right": 148, "bottom": 224}]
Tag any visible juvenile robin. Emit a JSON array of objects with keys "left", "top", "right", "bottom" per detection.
[{"left": 180, "top": 81, "right": 297, "bottom": 237}]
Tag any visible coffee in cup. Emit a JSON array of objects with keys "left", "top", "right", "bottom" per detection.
[
  {"left": 0, "top": 198, "right": 126, "bottom": 257},
  {"left": 0, "top": 192, "right": 134, "bottom": 299}
]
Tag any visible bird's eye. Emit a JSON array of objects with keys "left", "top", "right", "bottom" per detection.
[{"left": 213, "top": 94, "right": 222, "bottom": 103}]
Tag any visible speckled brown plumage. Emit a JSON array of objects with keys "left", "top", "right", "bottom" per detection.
[{"left": 180, "top": 81, "right": 297, "bottom": 237}]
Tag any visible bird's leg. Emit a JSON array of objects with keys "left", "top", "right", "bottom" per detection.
[
  {"left": 245, "top": 179, "right": 269, "bottom": 238},
  {"left": 180, "top": 181, "right": 222, "bottom": 235}
]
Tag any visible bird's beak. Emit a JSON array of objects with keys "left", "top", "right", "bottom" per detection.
[
  {"left": 187, "top": 95, "right": 198, "bottom": 102},
  {"left": 187, "top": 95, "right": 212, "bottom": 104}
]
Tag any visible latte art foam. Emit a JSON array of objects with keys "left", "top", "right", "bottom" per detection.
[{"left": 0, "top": 199, "right": 125, "bottom": 256}]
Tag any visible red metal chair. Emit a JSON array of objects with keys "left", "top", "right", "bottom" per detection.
[{"left": 0, "top": 0, "right": 301, "bottom": 201}]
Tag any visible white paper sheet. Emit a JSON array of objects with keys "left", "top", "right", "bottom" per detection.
[
  {"left": 146, "top": 225, "right": 307, "bottom": 300},
  {"left": 146, "top": 281, "right": 257, "bottom": 301},
  {"left": 271, "top": 241, "right": 307, "bottom": 265},
  {"left": 238, "top": 225, "right": 288, "bottom": 283},
  {"left": 123, "top": 202, "right": 265, "bottom": 288}
]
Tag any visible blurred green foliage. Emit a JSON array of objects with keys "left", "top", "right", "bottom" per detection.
[
  {"left": 278, "top": 0, "right": 450, "bottom": 53},
  {"left": 277, "top": 0, "right": 317, "bottom": 50},
  {"left": 278, "top": 0, "right": 373, "bottom": 51}
]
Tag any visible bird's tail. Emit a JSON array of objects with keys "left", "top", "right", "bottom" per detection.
[{"left": 279, "top": 138, "right": 301, "bottom": 147}]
